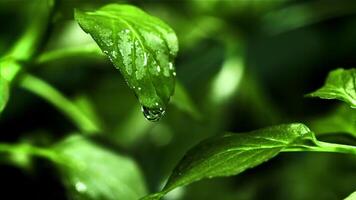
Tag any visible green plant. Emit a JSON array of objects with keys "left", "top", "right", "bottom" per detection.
[{"left": 0, "top": 1, "right": 356, "bottom": 200}]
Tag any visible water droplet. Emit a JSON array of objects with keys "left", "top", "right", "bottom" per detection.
[
  {"left": 157, "top": 66, "right": 161, "bottom": 72},
  {"left": 138, "top": 87, "right": 142, "bottom": 91},
  {"left": 75, "top": 181, "right": 87, "bottom": 193},
  {"left": 107, "top": 40, "right": 113, "bottom": 46},
  {"left": 112, "top": 51, "right": 117, "bottom": 59},
  {"left": 173, "top": 72, "right": 177, "bottom": 76},
  {"left": 141, "top": 106, "right": 165, "bottom": 121},
  {"left": 143, "top": 53, "right": 148, "bottom": 66},
  {"left": 169, "top": 62, "right": 174, "bottom": 70}
]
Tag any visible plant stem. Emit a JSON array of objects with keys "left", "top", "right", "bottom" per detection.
[
  {"left": 36, "top": 44, "right": 103, "bottom": 64},
  {"left": 10, "top": 0, "right": 54, "bottom": 60},
  {"left": 18, "top": 74, "right": 100, "bottom": 134},
  {"left": 0, "top": 143, "right": 61, "bottom": 164},
  {"left": 282, "top": 141, "right": 356, "bottom": 155}
]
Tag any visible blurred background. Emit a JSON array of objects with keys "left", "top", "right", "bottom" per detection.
[{"left": 0, "top": 0, "right": 356, "bottom": 199}]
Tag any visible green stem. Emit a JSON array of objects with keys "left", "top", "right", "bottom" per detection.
[
  {"left": 0, "top": 143, "right": 61, "bottom": 164},
  {"left": 36, "top": 44, "right": 103, "bottom": 64},
  {"left": 18, "top": 74, "right": 100, "bottom": 134},
  {"left": 9, "top": 0, "right": 54, "bottom": 60},
  {"left": 1, "top": 0, "right": 54, "bottom": 83},
  {"left": 282, "top": 141, "right": 356, "bottom": 155}
]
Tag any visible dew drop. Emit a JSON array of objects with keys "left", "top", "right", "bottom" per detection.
[
  {"left": 75, "top": 181, "right": 87, "bottom": 193},
  {"left": 141, "top": 106, "right": 165, "bottom": 121},
  {"left": 112, "top": 51, "right": 117, "bottom": 59},
  {"left": 157, "top": 65, "right": 161, "bottom": 72},
  {"left": 143, "top": 53, "right": 148, "bottom": 66},
  {"left": 169, "top": 62, "right": 174, "bottom": 70},
  {"left": 173, "top": 72, "right": 177, "bottom": 76},
  {"left": 138, "top": 87, "right": 142, "bottom": 91}
]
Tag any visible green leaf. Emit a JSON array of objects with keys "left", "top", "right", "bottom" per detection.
[
  {"left": 309, "top": 104, "right": 356, "bottom": 137},
  {"left": 307, "top": 68, "right": 356, "bottom": 108},
  {"left": 54, "top": 135, "right": 147, "bottom": 200},
  {"left": 0, "top": 73, "right": 9, "bottom": 113},
  {"left": 142, "top": 123, "right": 314, "bottom": 200},
  {"left": 74, "top": 4, "right": 179, "bottom": 121},
  {"left": 345, "top": 191, "right": 356, "bottom": 200}
]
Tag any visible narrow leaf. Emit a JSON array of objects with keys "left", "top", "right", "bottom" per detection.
[
  {"left": 75, "top": 4, "right": 179, "bottom": 121},
  {"left": 142, "top": 123, "right": 314, "bottom": 200},
  {"left": 54, "top": 135, "right": 147, "bottom": 200},
  {"left": 307, "top": 68, "right": 356, "bottom": 108}
]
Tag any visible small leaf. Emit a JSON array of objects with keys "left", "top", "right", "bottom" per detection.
[
  {"left": 54, "top": 135, "right": 147, "bottom": 200},
  {"left": 307, "top": 68, "right": 356, "bottom": 108},
  {"left": 142, "top": 123, "right": 314, "bottom": 200},
  {"left": 75, "top": 4, "right": 179, "bottom": 121}
]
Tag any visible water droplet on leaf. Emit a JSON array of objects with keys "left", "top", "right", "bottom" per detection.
[
  {"left": 169, "top": 62, "right": 174, "bottom": 70},
  {"left": 75, "top": 181, "right": 87, "bottom": 193},
  {"left": 157, "top": 65, "right": 161, "bottom": 72},
  {"left": 141, "top": 106, "right": 165, "bottom": 121}
]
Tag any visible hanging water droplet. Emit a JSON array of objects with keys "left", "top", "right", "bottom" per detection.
[
  {"left": 141, "top": 106, "right": 165, "bottom": 121},
  {"left": 75, "top": 181, "right": 87, "bottom": 193},
  {"left": 173, "top": 72, "right": 176, "bottom": 76},
  {"left": 138, "top": 87, "right": 142, "bottom": 91},
  {"left": 169, "top": 62, "right": 174, "bottom": 70}
]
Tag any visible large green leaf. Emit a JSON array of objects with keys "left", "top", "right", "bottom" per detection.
[
  {"left": 142, "top": 123, "right": 315, "bottom": 200},
  {"left": 307, "top": 68, "right": 356, "bottom": 108},
  {"left": 75, "top": 4, "right": 179, "bottom": 121},
  {"left": 54, "top": 135, "right": 147, "bottom": 200}
]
